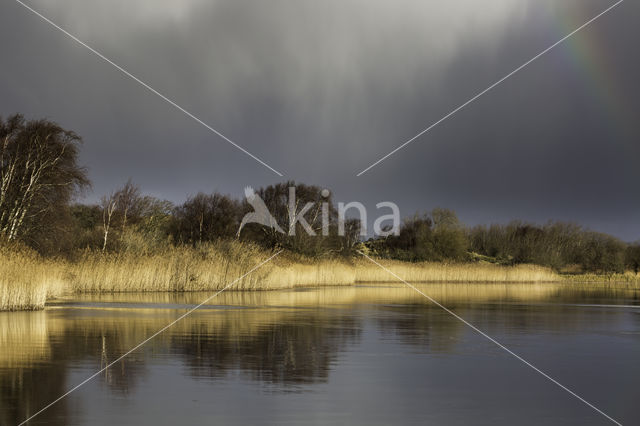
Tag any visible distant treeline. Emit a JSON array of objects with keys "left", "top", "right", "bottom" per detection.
[
  {"left": 71, "top": 179, "right": 360, "bottom": 257},
  {"left": 369, "top": 211, "right": 640, "bottom": 274},
  {"left": 1, "top": 114, "right": 639, "bottom": 274}
]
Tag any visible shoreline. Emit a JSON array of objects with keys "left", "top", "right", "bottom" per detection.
[
  {"left": 3, "top": 240, "right": 639, "bottom": 312},
  {"left": 2, "top": 243, "right": 639, "bottom": 311},
  {"left": 3, "top": 278, "right": 638, "bottom": 312}
]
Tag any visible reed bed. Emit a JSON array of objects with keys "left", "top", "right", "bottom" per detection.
[
  {"left": 562, "top": 272, "right": 640, "bottom": 286},
  {"left": 2, "top": 240, "right": 570, "bottom": 311},
  {"left": 69, "top": 243, "right": 270, "bottom": 292},
  {"left": 0, "top": 246, "right": 66, "bottom": 311},
  {"left": 67, "top": 250, "right": 558, "bottom": 294},
  {"left": 354, "top": 259, "right": 558, "bottom": 283},
  {"left": 68, "top": 241, "right": 355, "bottom": 293}
]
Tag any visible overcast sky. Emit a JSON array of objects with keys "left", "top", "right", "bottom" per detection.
[{"left": 1, "top": 0, "right": 638, "bottom": 239}]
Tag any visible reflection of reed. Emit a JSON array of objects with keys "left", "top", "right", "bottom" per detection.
[
  {"left": 0, "top": 311, "right": 70, "bottom": 425},
  {"left": 0, "top": 311, "right": 64, "bottom": 368},
  {"left": 4, "top": 282, "right": 631, "bottom": 369},
  {"left": 3, "top": 283, "right": 635, "bottom": 372},
  {"left": 63, "top": 282, "right": 557, "bottom": 307}
]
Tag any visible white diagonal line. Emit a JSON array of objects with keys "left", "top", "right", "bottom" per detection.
[
  {"left": 14, "top": 0, "right": 284, "bottom": 177},
  {"left": 356, "top": 0, "right": 624, "bottom": 176},
  {"left": 17, "top": 250, "right": 283, "bottom": 426},
  {"left": 358, "top": 251, "right": 623, "bottom": 426}
]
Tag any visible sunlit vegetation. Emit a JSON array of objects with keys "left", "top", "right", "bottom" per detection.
[
  {"left": 2, "top": 113, "right": 640, "bottom": 310},
  {"left": 68, "top": 240, "right": 355, "bottom": 292},
  {"left": 562, "top": 272, "right": 640, "bottom": 284},
  {"left": 0, "top": 245, "right": 65, "bottom": 311},
  {"left": 0, "top": 240, "right": 559, "bottom": 310},
  {"left": 354, "top": 259, "right": 558, "bottom": 283}
]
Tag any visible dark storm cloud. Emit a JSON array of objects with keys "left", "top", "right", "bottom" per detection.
[
  {"left": 0, "top": 0, "right": 638, "bottom": 238},
  {"left": 350, "top": 0, "right": 640, "bottom": 239}
]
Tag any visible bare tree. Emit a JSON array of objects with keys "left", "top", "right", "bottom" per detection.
[
  {"left": 114, "top": 178, "right": 141, "bottom": 239},
  {"left": 101, "top": 192, "right": 119, "bottom": 252}
]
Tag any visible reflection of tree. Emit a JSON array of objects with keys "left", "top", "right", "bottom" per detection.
[
  {"left": 0, "top": 315, "right": 152, "bottom": 424},
  {"left": 55, "top": 320, "right": 150, "bottom": 395},
  {"left": 0, "top": 364, "right": 68, "bottom": 426},
  {"left": 0, "top": 309, "right": 361, "bottom": 423},
  {"left": 175, "top": 312, "right": 361, "bottom": 384},
  {"left": 375, "top": 305, "right": 466, "bottom": 353}
]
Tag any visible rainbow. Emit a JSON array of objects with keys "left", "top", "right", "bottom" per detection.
[{"left": 552, "top": 3, "right": 630, "bottom": 141}]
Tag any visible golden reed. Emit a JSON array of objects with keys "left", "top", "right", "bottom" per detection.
[
  {"left": 6, "top": 239, "right": 637, "bottom": 311},
  {"left": 0, "top": 245, "right": 65, "bottom": 311}
]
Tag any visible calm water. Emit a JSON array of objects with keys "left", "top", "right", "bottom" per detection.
[{"left": 1, "top": 283, "right": 639, "bottom": 425}]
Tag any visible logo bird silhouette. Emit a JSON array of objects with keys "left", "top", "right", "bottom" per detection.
[{"left": 237, "top": 186, "right": 284, "bottom": 236}]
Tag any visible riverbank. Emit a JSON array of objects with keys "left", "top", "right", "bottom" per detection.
[{"left": 2, "top": 242, "right": 637, "bottom": 311}]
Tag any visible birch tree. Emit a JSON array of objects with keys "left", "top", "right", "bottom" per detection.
[
  {"left": 0, "top": 114, "right": 89, "bottom": 244},
  {"left": 101, "top": 192, "right": 119, "bottom": 252}
]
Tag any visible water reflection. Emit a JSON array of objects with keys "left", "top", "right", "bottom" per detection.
[
  {"left": 176, "top": 312, "right": 360, "bottom": 385},
  {"left": 1, "top": 283, "right": 638, "bottom": 425}
]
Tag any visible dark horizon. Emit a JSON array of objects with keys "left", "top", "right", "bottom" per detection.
[{"left": 2, "top": 0, "right": 638, "bottom": 240}]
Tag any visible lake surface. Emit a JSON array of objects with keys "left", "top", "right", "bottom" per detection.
[{"left": 1, "top": 283, "right": 639, "bottom": 425}]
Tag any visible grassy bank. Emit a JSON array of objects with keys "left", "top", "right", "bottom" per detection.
[{"left": 6, "top": 241, "right": 639, "bottom": 311}]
